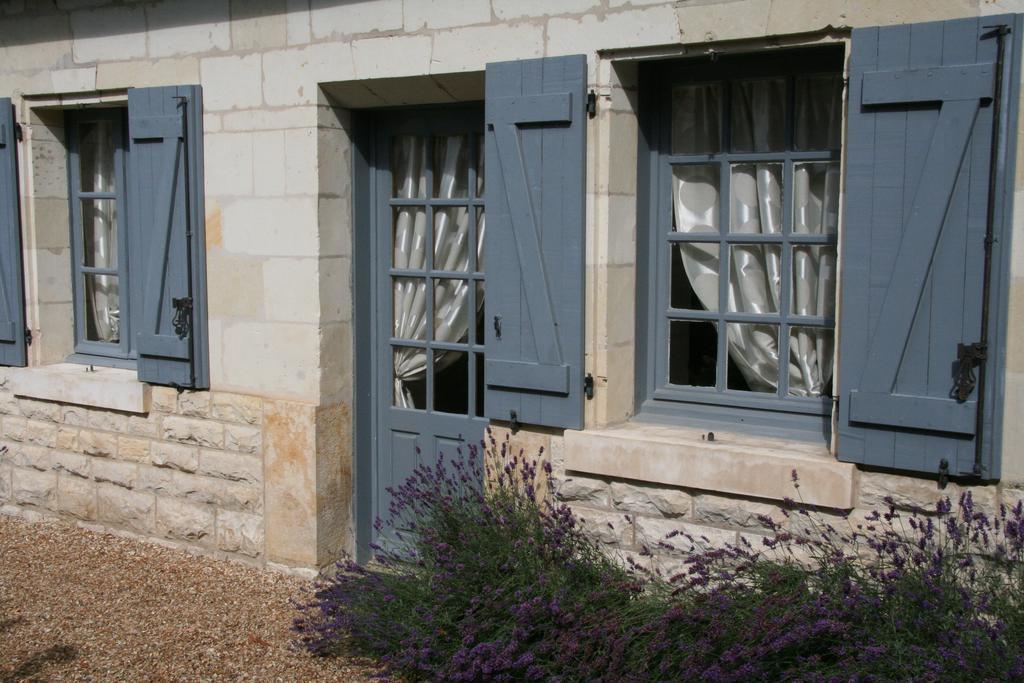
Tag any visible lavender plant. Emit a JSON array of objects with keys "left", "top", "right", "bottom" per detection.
[{"left": 295, "top": 441, "right": 1024, "bottom": 682}]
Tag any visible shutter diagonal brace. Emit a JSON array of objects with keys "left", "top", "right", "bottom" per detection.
[
  {"left": 133, "top": 103, "right": 190, "bottom": 360},
  {"left": 857, "top": 94, "right": 986, "bottom": 394},
  {"left": 486, "top": 92, "right": 572, "bottom": 392}
]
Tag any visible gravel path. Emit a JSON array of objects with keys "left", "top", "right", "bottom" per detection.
[{"left": 0, "top": 514, "right": 376, "bottom": 682}]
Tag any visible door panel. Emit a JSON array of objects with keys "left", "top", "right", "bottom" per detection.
[{"left": 372, "top": 106, "right": 487, "bottom": 548}]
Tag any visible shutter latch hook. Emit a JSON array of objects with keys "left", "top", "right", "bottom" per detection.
[{"left": 509, "top": 410, "right": 520, "bottom": 435}]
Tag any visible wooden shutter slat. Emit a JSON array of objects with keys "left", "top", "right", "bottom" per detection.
[
  {"left": 483, "top": 55, "right": 587, "bottom": 430},
  {"left": 0, "top": 97, "right": 26, "bottom": 367},
  {"left": 862, "top": 64, "right": 994, "bottom": 104},
  {"left": 837, "top": 16, "right": 1019, "bottom": 477},
  {"left": 127, "top": 85, "right": 208, "bottom": 388}
]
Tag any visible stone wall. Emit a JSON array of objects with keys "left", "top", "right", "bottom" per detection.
[{"left": 0, "top": 368, "right": 266, "bottom": 566}]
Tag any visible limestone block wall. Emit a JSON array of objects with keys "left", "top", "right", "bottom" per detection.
[{"left": 0, "top": 372, "right": 264, "bottom": 561}]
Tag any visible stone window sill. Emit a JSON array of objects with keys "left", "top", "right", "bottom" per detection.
[
  {"left": 564, "top": 422, "right": 856, "bottom": 509},
  {"left": 8, "top": 363, "right": 151, "bottom": 414}
]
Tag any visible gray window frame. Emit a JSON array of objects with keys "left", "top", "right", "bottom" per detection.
[
  {"left": 636, "top": 48, "right": 845, "bottom": 438},
  {"left": 66, "top": 107, "right": 134, "bottom": 368}
]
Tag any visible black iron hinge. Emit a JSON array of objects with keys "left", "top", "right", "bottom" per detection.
[
  {"left": 24, "top": 328, "right": 32, "bottom": 346},
  {"left": 586, "top": 90, "right": 597, "bottom": 119},
  {"left": 584, "top": 373, "right": 594, "bottom": 400},
  {"left": 14, "top": 123, "right": 23, "bottom": 142}
]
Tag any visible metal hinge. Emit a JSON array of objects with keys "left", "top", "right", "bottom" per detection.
[
  {"left": 24, "top": 328, "right": 31, "bottom": 346},
  {"left": 938, "top": 458, "right": 950, "bottom": 490},
  {"left": 953, "top": 342, "right": 987, "bottom": 402},
  {"left": 584, "top": 373, "right": 594, "bottom": 400},
  {"left": 14, "top": 123, "right": 23, "bottom": 142},
  {"left": 586, "top": 90, "right": 597, "bottom": 119},
  {"left": 509, "top": 410, "right": 521, "bottom": 435},
  {"left": 172, "top": 296, "right": 193, "bottom": 337}
]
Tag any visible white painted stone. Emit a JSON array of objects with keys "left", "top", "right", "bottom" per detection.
[
  {"left": 9, "top": 364, "right": 150, "bottom": 414},
  {"left": 96, "top": 57, "right": 200, "bottom": 89},
  {"left": 263, "top": 257, "right": 320, "bottom": 323},
  {"left": 570, "top": 506, "right": 633, "bottom": 546},
  {"left": 12, "top": 467, "right": 56, "bottom": 508},
  {"left": 221, "top": 106, "right": 318, "bottom": 132},
  {"left": 51, "top": 67, "right": 96, "bottom": 93},
  {"left": 97, "top": 483, "right": 154, "bottom": 534},
  {"left": 204, "top": 133, "right": 254, "bottom": 196},
  {"left": 79, "top": 430, "right": 117, "bottom": 457},
  {"left": 611, "top": 481, "right": 692, "bottom": 517},
  {"left": 217, "top": 509, "right": 264, "bottom": 557},
  {"left": 162, "top": 416, "right": 225, "bottom": 449},
  {"left": 261, "top": 43, "right": 354, "bottom": 106},
  {"left": 211, "top": 393, "right": 262, "bottom": 425},
  {"left": 57, "top": 474, "right": 96, "bottom": 520},
  {"left": 221, "top": 197, "right": 318, "bottom": 256},
  {"left": 146, "top": 0, "right": 230, "bottom": 58},
  {"left": 404, "top": 0, "right": 490, "bottom": 30},
  {"left": 229, "top": 0, "right": 287, "bottom": 50},
  {"left": 555, "top": 475, "right": 610, "bottom": 506},
  {"left": 177, "top": 391, "right": 211, "bottom": 418},
  {"left": 493, "top": 0, "right": 597, "bottom": 20},
  {"left": 200, "top": 54, "right": 263, "bottom": 111},
  {"left": 546, "top": 6, "right": 681, "bottom": 56},
  {"left": 351, "top": 34, "right": 432, "bottom": 79},
  {"left": 220, "top": 322, "right": 320, "bottom": 401},
  {"left": 309, "top": 0, "right": 403, "bottom": 38},
  {"left": 253, "top": 130, "right": 286, "bottom": 196},
  {"left": 199, "top": 449, "right": 261, "bottom": 484},
  {"left": 92, "top": 459, "right": 138, "bottom": 489},
  {"left": 634, "top": 516, "right": 738, "bottom": 553},
  {"left": 431, "top": 22, "right": 544, "bottom": 73},
  {"left": 151, "top": 441, "right": 200, "bottom": 473},
  {"left": 224, "top": 424, "right": 261, "bottom": 455},
  {"left": 70, "top": 5, "right": 147, "bottom": 63},
  {"left": 285, "top": 0, "right": 311, "bottom": 45},
  {"left": 52, "top": 451, "right": 91, "bottom": 479},
  {"left": 156, "top": 497, "right": 215, "bottom": 543}
]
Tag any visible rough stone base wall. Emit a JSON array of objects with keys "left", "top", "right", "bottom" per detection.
[
  {"left": 558, "top": 470, "right": 1024, "bottom": 576},
  {"left": 0, "top": 374, "right": 267, "bottom": 566}
]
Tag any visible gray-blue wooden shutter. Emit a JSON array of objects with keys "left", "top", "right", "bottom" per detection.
[
  {"left": 837, "top": 16, "right": 1020, "bottom": 478},
  {"left": 0, "top": 98, "right": 26, "bottom": 368},
  {"left": 127, "top": 85, "right": 209, "bottom": 388},
  {"left": 483, "top": 54, "right": 587, "bottom": 430}
]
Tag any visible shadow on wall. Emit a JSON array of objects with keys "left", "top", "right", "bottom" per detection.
[{"left": 0, "top": 0, "right": 378, "bottom": 48}]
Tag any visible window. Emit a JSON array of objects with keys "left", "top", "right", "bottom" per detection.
[
  {"left": 639, "top": 48, "right": 844, "bottom": 431},
  {"left": 66, "top": 108, "right": 134, "bottom": 365}
]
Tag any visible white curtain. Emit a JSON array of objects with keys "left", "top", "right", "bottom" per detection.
[
  {"left": 671, "top": 81, "right": 839, "bottom": 396},
  {"left": 392, "top": 135, "right": 485, "bottom": 408},
  {"left": 82, "top": 122, "right": 119, "bottom": 343}
]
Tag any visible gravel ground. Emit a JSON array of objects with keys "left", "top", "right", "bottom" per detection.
[{"left": 0, "top": 514, "right": 376, "bottom": 682}]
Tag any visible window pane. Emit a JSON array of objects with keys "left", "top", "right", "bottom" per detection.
[
  {"left": 434, "top": 135, "right": 469, "bottom": 198},
  {"left": 730, "top": 163, "right": 783, "bottom": 234},
  {"left": 475, "top": 281, "right": 485, "bottom": 344},
  {"left": 794, "top": 74, "right": 843, "bottom": 151},
  {"left": 434, "top": 207, "right": 470, "bottom": 271},
  {"left": 727, "top": 323, "right": 778, "bottom": 392},
  {"left": 81, "top": 198, "right": 118, "bottom": 268},
  {"left": 83, "top": 273, "right": 120, "bottom": 343},
  {"left": 671, "top": 243, "right": 718, "bottom": 311},
  {"left": 672, "top": 164, "right": 719, "bottom": 234},
  {"left": 475, "top": 352, "right": 485, "bottom": 417},
  {"left": 788, "top": 326, "right": 834, "bottom": 397},
  {"left": 475, "top": 133, "right": 485, "bottom": 197},
  {"left": 728, "top": 244, "right": 781, "bottom": 314},
  {"left": 671, "top": 83, "right": 722, "bottom": 154},
  {"left": 392, "top": 135, "right": 428, "bottom": 198},
  {"left": 393, "top": 277, "right": 427, "bottom": 340},
  {"left": 393, "top": 207, "right": 427, "bottom": 269},
  {"left": 394, "top": 346, "right": 426, "bottom": 408},
  {"left": 791, "top": 245, "right": 837, "bottom": 318},
  {"left": 668, "top": 320, "right": 717, "bottom": 387},
  {"left": 78, "top": 120, "right": 115, "bottom": 193},
  {"left": 793, "top": 162, "right": 840, "bottom": 235},
  {"left": 434, "top": 278, "right": 469, "bottom": 344},
  {"left": 730, "top": 78, "right": 786, "bottom": 152},
  {"left": 434, "top": 350, "right": 468, "bottom": 414},
  {"left": 475, "top": 208, "right": 485, "bottom": 272}
]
